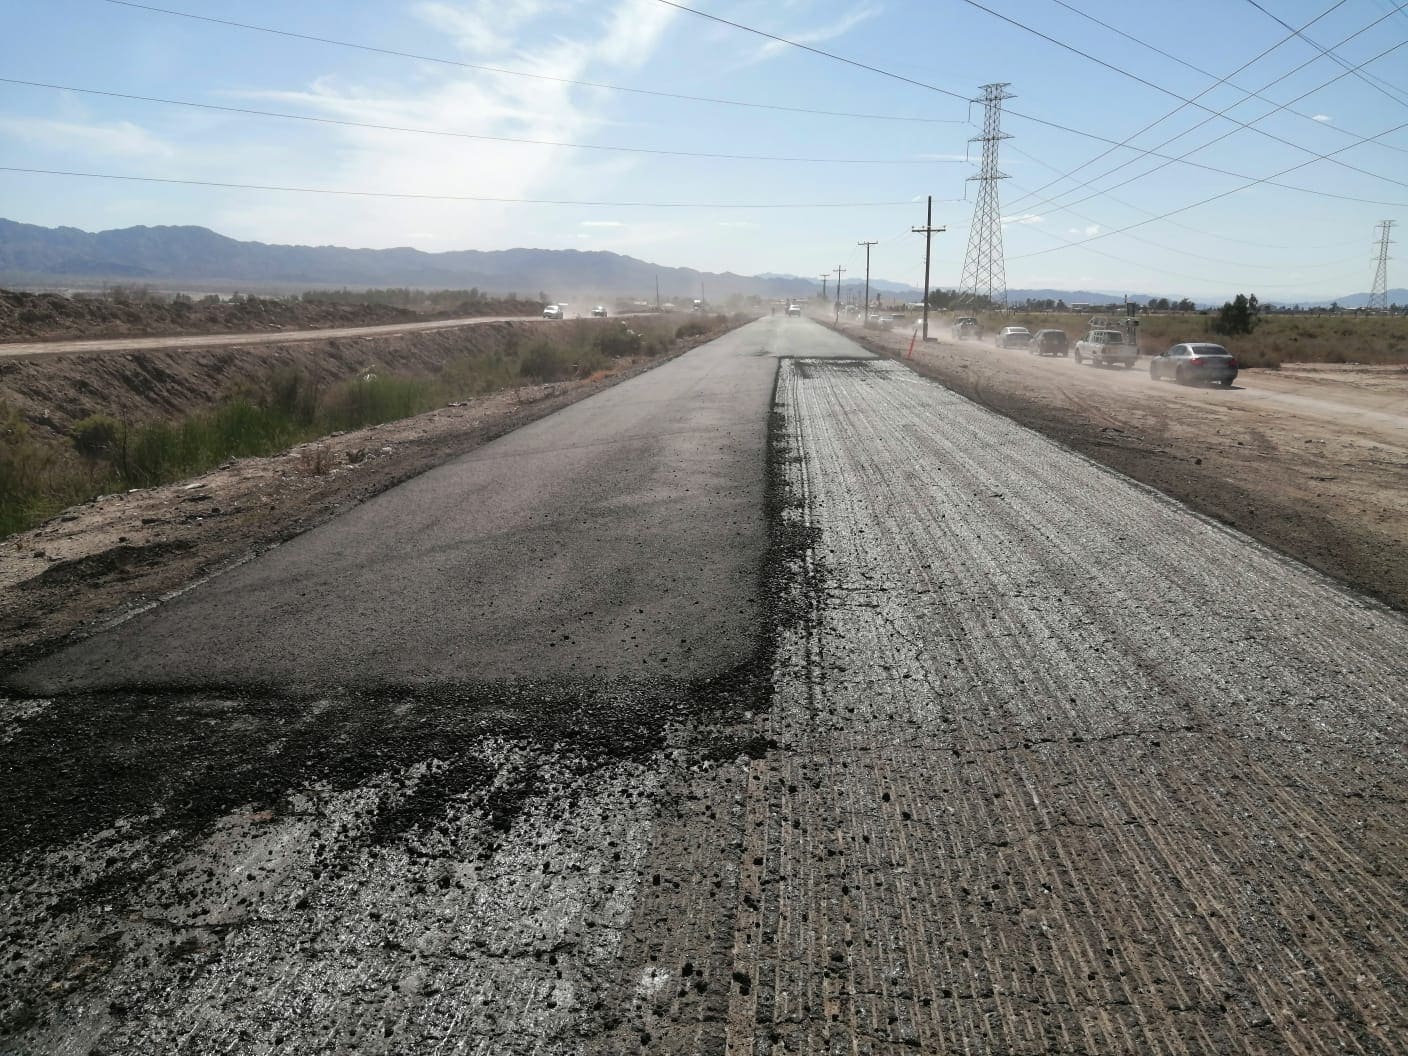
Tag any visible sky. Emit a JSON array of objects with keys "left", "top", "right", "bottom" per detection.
[{"left": 1, "top": 0, "right": 1406, "bottom": 301}]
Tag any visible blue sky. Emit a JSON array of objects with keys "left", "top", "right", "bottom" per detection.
[{"left": 2, "top": 0, "right": 1405, "bottom": 300}]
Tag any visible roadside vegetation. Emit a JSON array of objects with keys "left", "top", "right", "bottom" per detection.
[
  {"left": 1, "top": 316, "right": 730, "bottom": 538},
  {"left": 0, "top": 286, "right": 548, "bottom": 342}
]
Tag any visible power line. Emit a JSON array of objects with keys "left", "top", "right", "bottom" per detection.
[
  {"left": 103, "top": 0, "right": 1405, "bottom": 209},
  {"left": 0, "top": 167, "right": 918, "bottom": 208},
  {"left": 653, "top": 1, "right": 972, "bottom": 102},
  {"left": 1241, "top": 0, "right": 1408, "bottom": 106},
  {"left": 1005, "top": 144, "right": 1359, "bottom": 252},
  {"left": 1008, "top": 117, "right": 1408, "bottom": 261},
  {"left": 1006, "top": 1, "right": 1408, "bottom": 216},
  {"left": 0, "top": 78, "right": 964, "bottom": 166},
  {"left": 99, "top": 0, "right": 959, "bottom": 125},
  {"left": 1044, "top": 0, "right": 1408, "bottom": 153},
  {"left": 1010, "top": 33, "right": 1408, "bottom": 228},
  {"left": 652, "top": 0, "right": 1408, "bottom": 208},
  {"left": 957, "top": 0, "right": 1408, "bottom": 191}
]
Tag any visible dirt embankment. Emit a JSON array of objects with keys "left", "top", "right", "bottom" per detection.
[
  {"left": 2, "top": 317, "right": 618, "bottom": 441},
  {"left": 0, "top": 289, "right": 544, "bottom": 342},
  {"left": 0, "top": 315, "right": 748, "bottom": 666},
  {"left": 835, "top": 317, "right": 1408, "bottom": 615}
]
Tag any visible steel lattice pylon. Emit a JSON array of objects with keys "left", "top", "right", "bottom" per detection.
[
  {"left": 1369, "top": 220, "right": 1395, "bottom": 313},
  {"left": 959, "top": 83, "right": 1015, "bottom": 310}
]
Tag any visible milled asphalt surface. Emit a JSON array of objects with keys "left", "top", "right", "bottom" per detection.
[
  {"left": 3, "top": 324, "right": 1405, "bottom": 1055},
  {"left": 11, "top": 316, "right": 866, "bottom": 694}
]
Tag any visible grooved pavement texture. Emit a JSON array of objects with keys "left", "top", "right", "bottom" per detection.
[{"left": 610, "top": 359, "right": 1406, "bottom": 1055}]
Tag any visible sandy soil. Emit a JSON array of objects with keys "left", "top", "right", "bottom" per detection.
[{"left": 835, "top": 316, "right": 1408, "bottom": 614}]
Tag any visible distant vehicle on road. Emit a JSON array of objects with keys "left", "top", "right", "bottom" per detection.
[
  {"left": 591, "top": 305, "right": 607, "bottom": 317},
  {"left": 1030, "top": 329, "right": 1069, "bottom": 356},
  {"left": 543, "top": 304, "right": 563, "bottom": 320},
  {"left": 1150, "top": 342, "right": 1238, "bottom": 386},
  {"left": 1073, "top": 327, "right": 1138, "bottom": 368},
  {"left": 997, "top": 326, "right": 1031, "bottom": 349},
  {"left": 786, "top": 303, "right": 802, "bottom": 316},
  {"left": 951, "top": 316, "right": 981, "bottom": 340}
]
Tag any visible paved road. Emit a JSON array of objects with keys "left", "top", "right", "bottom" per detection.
[
  {"left": 0, "top": 312, "right": 629, "bottom": 358},
  {"left": 3, "top": 323, "right": 1405, "bottom": 1055},
  {"left": 11, "top": 316, "right": 864, "bottom": 694}
]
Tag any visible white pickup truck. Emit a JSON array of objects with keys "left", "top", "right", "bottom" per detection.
[{"left": 1072, "top": 328, "right": 1138, "bottom": 369}]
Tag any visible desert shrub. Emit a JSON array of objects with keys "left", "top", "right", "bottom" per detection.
[
  {"left": 594, "top": 323, "right": 645, "bottom": 358},
  {"left": 320, "top": 374, "right": 436, "bottom": 431},
  {"left": 0, "top": 404, "right": 57, "bottom": 536},
  {"left": 675, "top": 319, "right": 711, "bottom": 340},
  {"left": 72, "top": 415, "right": 124, "bottom": 461},
  {"left": 518, "top": 340, "right": 603, "bottom": 381},
  {"left": 265, "top": 367, "right": 318, "bottom": 426}
]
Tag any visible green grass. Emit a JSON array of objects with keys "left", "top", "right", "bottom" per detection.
[{"left": 2, "top": 315, "right": 719, "bottom": 539}]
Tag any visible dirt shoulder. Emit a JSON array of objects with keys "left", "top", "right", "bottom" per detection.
[
  {"left": 0, "top": 320, "right": 744, "bottom": 671},
  {"left": 0, "top": 288, "right": 544, "bottom": 342},
  {"left": 834, "top": 316, "right": 1408, "bottom": 614}
]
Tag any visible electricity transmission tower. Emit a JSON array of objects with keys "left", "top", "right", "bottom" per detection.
[
  {"left": 959, "top": 83, "right": 1015, "bottom": 309},
  {"left": 1369, "top": 220, "right": 1395, "bottom": 313}
]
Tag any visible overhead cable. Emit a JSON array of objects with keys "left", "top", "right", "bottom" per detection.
[
  {"left": 0, "top": 78, "right": 965, "bottom": 165},
  {"left": 1008, "top": 118, "right": 1408, "bottom": 261},
  {"left": 0, "top": 166, "right": 919, "bottom": 208},
  {"left": 98, "top": 0, "right": 958, "bottom": 124}
]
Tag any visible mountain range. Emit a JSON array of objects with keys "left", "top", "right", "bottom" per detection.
[{"left": 0, "top": 219, "right": 1399, "bottom": 308}]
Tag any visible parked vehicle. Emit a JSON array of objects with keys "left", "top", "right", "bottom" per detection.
[
  {"left": 1030, "top": 329, "right": 1069, "bottom": 356},
  {"left": 951, "top": 316, "right": 981, "bottom": 340},
  {"left": 543, "top": 304, "right": 563, "bottom": 320},
  {"left": 591, "top": 305, "right": 607, "bottom": 317},
  {"left": 786, "top": 303, "right": 802, "bottom": 317},
  {"left": 997, "top": 326, "right": 1031, "bottom": 349},
  {"left": 1150, "top": 342, "right": 1238, "bottom": 386},
  {"left": 1073, "top": 328, "right": 1138, "bottom": 368}
]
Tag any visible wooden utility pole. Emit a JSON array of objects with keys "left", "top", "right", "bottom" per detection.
[
  {"left": 821, "top": 274, "right": 829, "bottom": 300},
  {"left": 858, "top": 241, "right": 877, "bottom": 325},
  {"left": 833, "top": 266, "right": 847, "bottom": 323},
  {"left": 912, "top": 195, "right": 946, "bottom": 341}
]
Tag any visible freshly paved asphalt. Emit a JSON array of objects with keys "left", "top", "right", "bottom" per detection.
[{"left": 12, "top": 316, "right": 868, "bottom": 693}]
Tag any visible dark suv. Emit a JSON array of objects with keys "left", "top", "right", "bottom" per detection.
[
  {"left": 1030, "top": 329, "right": 1068, "bottom": 356},
  {"left": 1150, "top": 343, "right": 1238, "bottom": 386}
]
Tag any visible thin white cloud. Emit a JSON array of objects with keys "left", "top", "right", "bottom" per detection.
[
  {"left": 208, "top": 0, "right": 679, "bottom": 251},
  {"left": 717, "top": 220, "right": 760, "bottom": 228},
  {"left": 1001, "top": 213, "right": 1043, "bottom": 225},
  {"left": 0, "top": 116, "right": 178, "bottom": 159},
  {"left": 581, "top": 220, "right": 625, "bottom": 227},
  {"left": 752, "top": 6, "right": 880, "bottom": 62},
  {"left": 1312, "top": 114, "right": 1332, "bottom": 122}
]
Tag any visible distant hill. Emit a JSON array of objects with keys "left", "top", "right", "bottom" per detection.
[
  {"left": 4, "top": 220, "right": 1398, "bottom": 308},
  {"left": 0, "top": 219, "right": 823, "bottom": 301}
]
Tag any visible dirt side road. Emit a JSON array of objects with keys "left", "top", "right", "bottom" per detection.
[
  {"left": 0, "top": 313, "right": 590, "bottom": 358},
  {"left": 836, "top": 317, "right": 1408, "bottom": 614}
]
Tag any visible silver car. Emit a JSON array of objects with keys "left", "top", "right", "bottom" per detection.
[{"left": 1150, "top": 342, "right": 1238, "bottom": 387}]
